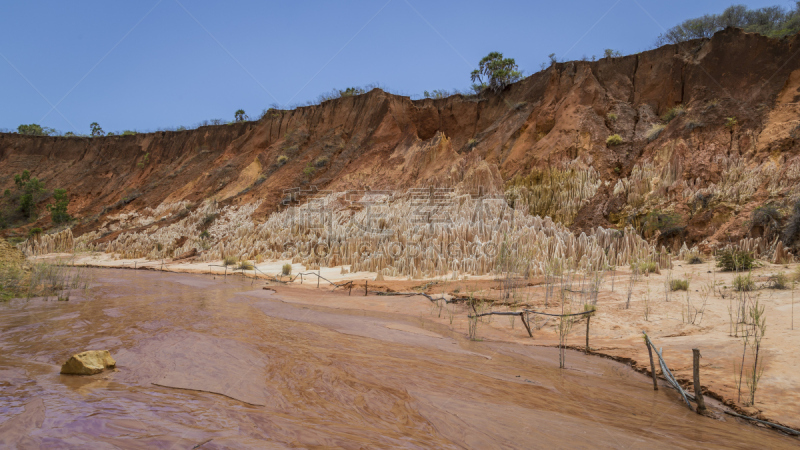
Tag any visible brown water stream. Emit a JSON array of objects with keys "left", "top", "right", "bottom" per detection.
[{"left": 0, "top": 269, "right": 795, "bottom": 448}]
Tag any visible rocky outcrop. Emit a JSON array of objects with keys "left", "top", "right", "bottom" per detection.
[{"left": 60, "top": 350, "right": 116, "bottom": 375}]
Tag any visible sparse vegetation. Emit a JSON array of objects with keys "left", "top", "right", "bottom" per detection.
[
  {"left": 236, "top": 260, "right": 254, "bottom": 271},
  {"left": 656, "top": 3, "right": 800, "bottom": 45},
  {"left": 17, "top": 124, "right": 57, "bottom": 136},
  {"left": 235, "top": 109, "right": 249, "bottom": 122},
  {"left": 646, "top": 123, "right": 666, "bottom": 142},
  {"left": 685, "top": 120, "right": 704, "bottom": 131},
  {"left": 631, "top": 260, "right": 658, "bottom": 274},
  {"left": 717, "top": 249, "right": 755, "bottom": 272},
  {"left": 734, "top": 273, "right": 755, "bottom": 292},
  {"left": 603, "top": 49, "right": 622, "bottom": 58},
  {"left": 316, "top": 86, "right": 368, "bottom": 103},
  {"left": 282, "top": 263, "right": 292, "bottom": 276},
  {"left": 303, "top": 163, "right": 316, "bottom": 178},
  {"left": 46, "top": 189, "right": 71, "bottom": 224},
  {"left": 201, "top": 213, "right": 217, "bottom": 227},
  {"left": 277, "top": 155, "right": 289, "bottom": 166},
  {"left": 687, "top": 253, "right": 704, "bottom": 264},
  {"left": 470, "top": 52, "right": 522, "bottom": 93},
  {"left": 423, "top": 89, "right": 450, "bottom": 99},
  {"left": 137, "top": 152, "right": 150, "bottom": 168},
  {"left": 314, "top": 156, "right": 329, "bottom": 167},
  {"left": 661, "top": 105, "right": 685, "bottom": 123},
  {"left": 90, "top": 122, "right": 104, "bottom": 137},
  {"left": 782, "top": 200, "right": 800, "bottom": 247},
  {"left": 223, "top": 256, "right": 237, "bottom": 267},
  {"left": 606, "top": 134, "right": 623, "bottom": 146},
  {"left": 606, "top": 112, "right": 618, "bottom": 121},
  {"left": 639, "top": 210, "right": 684, "bottom": 239},
  {"left": 750, "top": 204, "right": 783, "bottom": 241},
  {"left": 725, "top": 116, "right": 738, "bottom": 129},
  {"left": 766, "top": 272, "right": 790, "bottom": 290},
  {"left": 670, "top": 278, "right": 689, "bottom": 291},
  {"left": 11, "top": 170, "right": 46, "bottom": 221}
]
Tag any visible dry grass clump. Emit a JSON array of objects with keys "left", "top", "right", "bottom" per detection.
[
  {"left": 766, "top": 272, "right": 789, "bottom": 290},
  {"left": 236, "top": 260, "right": 255, "bottom": 271},
  {"left": 661, "top": 105, "right": 685, "bottom": 123},
  {"left": 687, "top": 253, "right": 704, "bottom": 264},
  {"left": 733, "top": 273, "right": 755, "bottom": 292},
  {"left": 670, "top": 279, "right": 689, "bottom": 291},
  {"left": 646, "top": 124, "right": 666, "bottom": 142},
  {"left": 277, "top": 155, "right": 289, "bottom": 166},
  {"left": 1, "top": 238, "right": 27, "bottom": 301},
  {"left": 631, "top": 260, "right": 658, "bottom": 274},
  {"left": 282, "top": 263, "right": 292, "bottom": 276},
  {"left": 606, "top": 134, "right": 623, "bottom": 146},
  {"left": 223, "top": 256, "right": 238, "bottom": 267}
]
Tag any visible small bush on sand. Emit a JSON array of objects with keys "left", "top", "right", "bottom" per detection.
[
  {"left": 223, "top": 256, "right": 237, "bottom": 266},
  {"left": 282, "top": 263, "right": 292, "bottom": 276},
  {"left": 766, "top": 272, "right": 789, "bottom": 290},
  {"left": 717, "top": 249, "right": 755, "bottom": 271},
  {"left": 237, "top": 260, "right": 254, "bottom": 271},
  {"left": 631, "top": 260, "right": 658, "bottom": 274},
  {"left": 606, "top": 134, "right": 623, "bottom": 146},
  {"left": 670, "top": 279, "right": 689, "bottom": 291},
  {"left": 687, "top": 253, "right": 704, "bottom": 264},
  {"left": 734, "top": 274, "right": 755, "bottom": 292}
]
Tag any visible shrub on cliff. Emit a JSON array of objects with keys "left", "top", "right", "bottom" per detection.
[
  {"left": 606, "top": 134, "right": 623, "bottom": 146},
  {"left": 14, "top": 170, "right": 45, "bottom": 220},
  {"left": 656, "top": 3, "right": 800, "bottom": 45},
  {"left": 661, "top": 105, "right": 685, "bottom": 123},
  {"left": 646, "top": 124, "right": 666, "bottom": 142},
  {"left": 47, "top": 189, "right": 71, "bottom": 224},
  {"left": 90, "top": 122, "right": 104, "bottom": 137},
  {"left": 470, "top": 52, "right": 522, "bottom": 93},
  {"left": 17, "top": 124, "right": 56, "bottom": 136},
  {"left": 303, "top": 163, "right": 316, "bottom": 178}
]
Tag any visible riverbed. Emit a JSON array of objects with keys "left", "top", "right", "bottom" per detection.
[{"left": 0, "top": 269, "right": 795, "bottom": 448}]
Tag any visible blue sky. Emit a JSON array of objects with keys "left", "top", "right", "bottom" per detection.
[{"left": 0, "top": 0, "right": 791, "bottom": 134}]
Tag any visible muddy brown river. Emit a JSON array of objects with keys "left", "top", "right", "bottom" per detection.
[{"left": 0, "top": 269, "right": 796, "bottom": 448}]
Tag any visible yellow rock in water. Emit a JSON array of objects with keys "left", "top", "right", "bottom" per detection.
[{"left": 60, "top": 350, "right": 116, "bottom": 375}]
